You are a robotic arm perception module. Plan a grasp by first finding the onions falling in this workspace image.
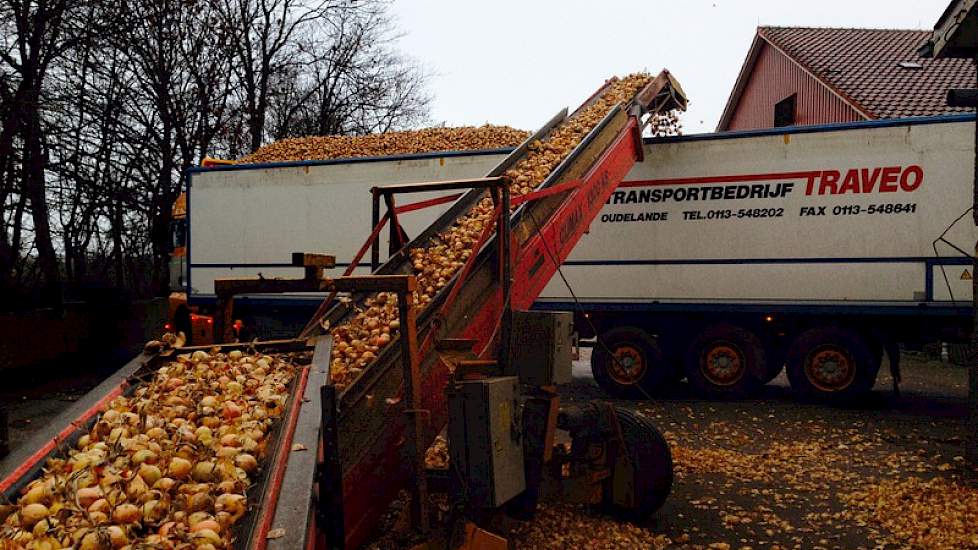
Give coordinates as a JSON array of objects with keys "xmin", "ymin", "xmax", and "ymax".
[{"xmin": 327, "ymin": 74, "xmax": 655, "ymax": 390}]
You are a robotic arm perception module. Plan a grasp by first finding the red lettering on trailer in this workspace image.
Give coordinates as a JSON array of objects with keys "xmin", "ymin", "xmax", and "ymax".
[
  {"xmin": 838, "ymin": 170, "xmax": 859, "ymax": 194},
  {"xmin": 804, "ymin": 173, "xmax": 817, "ymax": 195},
  {"xmin": 900, "ymin": 165, "xmax": 924, "ymax": 191},
  {"xmin": 879, "ymin": 166, "xmax": 900, "ymax": 192},
  {"xmin": 799, "ymin": 165, "xmax": 923, "ymax": 196},
  {"xmin": 860, "ymin": 168, "xmax": 881, "ymax": 192},
  {"xmin": 624, "ymin": 166, "xmax": 925, "ymax": 196},
  {"xmin": 818, "ymin": 170, "xmax": 840, "ymax": 195}
]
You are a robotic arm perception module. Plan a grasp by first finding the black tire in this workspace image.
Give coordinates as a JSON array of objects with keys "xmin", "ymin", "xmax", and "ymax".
[
  {"xmin": 684, "ymin": 324, "xmax": 764, "ymax": 397},
  {"xmin": 604, "ymin": 407, "xmax": 673, "ymax": 521},
  {"xmin": 785, "ymin": 327, "xmax": 880, "ymax": 401},
  {"xmin": 591, "ymin": 326, "xmax": 671, "ymax": 398}
]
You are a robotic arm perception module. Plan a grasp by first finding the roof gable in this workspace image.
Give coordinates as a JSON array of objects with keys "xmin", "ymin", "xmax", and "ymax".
[{"xmin": 718, "ymin": 27, "xmax": 975, "ymax": 130}]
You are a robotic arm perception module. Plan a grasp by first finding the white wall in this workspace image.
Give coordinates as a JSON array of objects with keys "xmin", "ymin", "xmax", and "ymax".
[{"xmin": 189, "ymin": 119, "xmax": 976, "ymax": 306}]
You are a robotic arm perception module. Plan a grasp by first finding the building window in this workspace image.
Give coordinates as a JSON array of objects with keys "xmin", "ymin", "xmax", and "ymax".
[{"xmin": 774, "ymin": 94, "xmax": 796, "ymax": 127}]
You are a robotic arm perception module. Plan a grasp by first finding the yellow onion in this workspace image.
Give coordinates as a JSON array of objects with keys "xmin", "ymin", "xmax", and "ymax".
[
  {"xmin": 191, "ymin": 462, "xmax": 217, "ymax": 482},
  {"xmin": 193, "ymin": 528, "xmax": 221, "ymax": 547},
  {"xmin": 166, "ymin": 457, "xmax": 192, "ymax": 479},
  {"xmin": 76, "ymin": 487, "xmax": 102, "ymax": 509},
  {"xmin": 20, "ymin": 504, "xmax": 48, "ymax": 527},
  {"xmin": 138, "ymin": 463, "xmax": 162, "ymax": 486},
  {"xmin": 112, "ymin": 503, "xmax": 140, "ymax": 524},
  {"xmin": 142, "ymin": 499, "xmax": 168, "ymax": 524},
  {"xmin": 214, "ymin": 493, "xmax": 246, "ymax": 521},
  {"xmin": 235, "ymin": 454, "xmax": 258, "ymax": 474}
]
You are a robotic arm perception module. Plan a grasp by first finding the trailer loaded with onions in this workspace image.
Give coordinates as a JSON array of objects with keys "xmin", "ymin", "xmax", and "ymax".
[{"xmin": 0, "ymin": 70, "xmax": 687, "ymax": 550}]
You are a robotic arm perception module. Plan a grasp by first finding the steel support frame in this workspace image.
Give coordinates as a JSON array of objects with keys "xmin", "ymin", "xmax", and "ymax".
[{"xmin": 369, "ymin": 177, "xmax": 506, "ymax": 272}]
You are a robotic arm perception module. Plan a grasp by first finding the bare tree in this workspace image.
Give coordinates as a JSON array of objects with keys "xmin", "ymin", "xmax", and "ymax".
[
  {"xmin": 0, "ymin": 0, "xmax": 101, "ymax": 306},
  {"xmin": 269, "ymin": 1, "xmax": 430, "ymax": 139},
  {"xmin": 215, "ymin": 0, "xmax": 345, "ymax": 153},
  {"xmin": 0, "ymin": 0, "xmax": 429, "ymax": 307},
  {"xmin": 115, "ymin": 0, "xmax": 237, "ymax": 293}
]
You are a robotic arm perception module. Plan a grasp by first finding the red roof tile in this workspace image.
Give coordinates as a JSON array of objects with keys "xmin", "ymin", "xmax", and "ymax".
[{"xmin": 758, "ymin": 27, "xmax": 975, "ymax": 119}]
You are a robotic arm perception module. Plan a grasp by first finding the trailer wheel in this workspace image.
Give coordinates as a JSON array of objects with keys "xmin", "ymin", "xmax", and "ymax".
[
  {"xmin": 684, "ymin": 324, "xmax": 763, "ymax": 397},
  {"xmin": 785, "ymin": 327, "xmax": 879, "ymax": 401},
  {"xmin": 591, "ymin": 327, "xmax": 669, "ymax": 398},
  {"xmin": 605, "ymin": 407, "xmax": 673, "ymax": 521}
]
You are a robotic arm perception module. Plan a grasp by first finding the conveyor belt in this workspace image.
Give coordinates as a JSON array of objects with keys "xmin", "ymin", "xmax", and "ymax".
[
  {"xmin": 0, "ymin": 71, "xmax": 686, "ymax": 550},
  {"xmin": 319, "ymin": 70, "xmax": 687, "ymax": 549}
]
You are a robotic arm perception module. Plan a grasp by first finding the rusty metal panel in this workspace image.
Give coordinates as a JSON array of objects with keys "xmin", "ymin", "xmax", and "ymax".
[{"xmin": 725, "ymin": 42, "xmax": 865, "ymax": 131}]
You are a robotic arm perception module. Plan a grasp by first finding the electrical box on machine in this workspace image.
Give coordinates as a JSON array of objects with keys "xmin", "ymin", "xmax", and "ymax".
[
  {"xmin": 510, "ymin": 310, "xmax": 574, "ymax": 386},
  {"xmin": 447, "ymin": 376, "xmax": 525, "ymax": 508}
]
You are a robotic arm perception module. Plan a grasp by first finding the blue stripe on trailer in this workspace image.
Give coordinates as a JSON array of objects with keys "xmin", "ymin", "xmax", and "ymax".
[
  {"xmin": 644, "ymin": 113, "xmax": 976, "ymax": 144},
  {"xmin": 531, "ymin": 300, "xmax": 972, "ymax": 317},
  {"xmin": 185, "ymin": 147, "xmax": 514, "ymax": 174},
  {"xmin": 192, "ymin": 256, "xmax": 973, "ymax": 269},
  {"xmin": 559, "ymin": 256, "xmax": 971, "ymax": 266}
]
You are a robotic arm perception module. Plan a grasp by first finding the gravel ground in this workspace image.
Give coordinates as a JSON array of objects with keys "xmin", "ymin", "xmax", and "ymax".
[{"xmin": 1, "ymin": 351, "xmax": 974, "ymax": 549}]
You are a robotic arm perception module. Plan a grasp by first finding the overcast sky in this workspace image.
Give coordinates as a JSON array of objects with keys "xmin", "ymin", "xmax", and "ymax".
[{"xmin": 390, "ymin": 0, "xmax": 951, "ymax": 134}]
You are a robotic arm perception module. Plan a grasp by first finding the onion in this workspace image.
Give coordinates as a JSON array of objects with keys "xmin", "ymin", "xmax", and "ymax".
[
  {"xmin": 235, "ymin": 453, "xmax": 258, "ymax": 473},
  {"xmin": 106, "ymin": 525, "xmax": 128, "ymax": 548},
  {"xmin": 88, "ymin": 511, "xmax": 108, "ymax": 525},
  {"xmin": 193, "ymin": 528, "xmax": 222, "ymax": 547},
  {"xmin": 201, "ymin": 416, "xmax": 221, "ymax": 429},
  {"xmin": 145, "ymin": 427, "xmax": 166, "ymax": 440},
  {"xmin": 126, "ymin": 473, "xmax": 149, "ymax": 500},
  {"xmin": 20, "ymin": 503, "xmax": 48, "ymax": 527},
  {"xmin": 132, "ymin": 449, "xmax": 157, "ymax": 465},
  {"xmin": 152, "ymin": 477, "xmax": 176, "ymax": 492},
  {"xmin": 22, "ymin": 481, "xmax": 51, "ymax": 505},
  {"xmin": 215, "ymin": 446, "xmax": 239, "ymax": 459},
  {"xmin": 192, "ymin": 461, "xmax": 217, "ymax": 482},
  {"xmin": 167, "ymin": 457, "xmax": 192, "ymax": 479},
  {"xmin": 78, "ymin": 531, "xmax": 101, "ymax": 550},
  {"xmin": 215, "ymin": 493, "xmax": 246, "ymax": 521},
  {"xmin": 188, "ymin": 492, "xmax": 215, "ymax": 514},
  {"xmin": 191, "ymin": 519, "xmax": 221, "ymax": 534},
  {"xmin": 112, "ymin": 503, "xmax": 140, "ymax": 524},
  {"xmin": 142, "ymin": 499, "xmax": 167, "ymax": 524},
  {"xmin": 88, "ymin": 498, "xmax": 109, "ymax": 514},
  {"xmin": 228, "ymin": 350, "xmax": 242, "ymax": 361},
  {"xmin": 76, "ymin": 486, "xmax": 102, "ymax": 508},
  {"xmin": 138, "ymin": 463, "xmax": 162, "ymax": 486},
  {"xmin": 222, "ymin": 402, "xmax": 242, "ymax": 420}
]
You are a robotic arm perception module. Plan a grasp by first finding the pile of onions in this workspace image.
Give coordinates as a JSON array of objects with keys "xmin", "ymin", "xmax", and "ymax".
[
  {"xmin": 0, "ymin": 349, "xmax": 298, "ymax": 549},
  {"xmin": 328, "ymin": 74, "xmax": 654, "ymax": 391}
]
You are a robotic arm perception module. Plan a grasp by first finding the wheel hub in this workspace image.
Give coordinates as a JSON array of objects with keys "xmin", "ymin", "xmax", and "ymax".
[
  {"xmin": 609, "ymin": 345, "xmax": 646, "ymax": 385},
  {"xmin": 805, "ymin": 346, "xmax": 856, "ymax": 391},
  {"xmin": 702, "ymin": 342, "xmax": 745, "ymax": 386}
]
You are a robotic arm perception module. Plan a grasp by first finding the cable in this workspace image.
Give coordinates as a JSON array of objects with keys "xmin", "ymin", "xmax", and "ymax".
[{"xmin": 931, "ymin": 206, "xmax": 974, "ymax": 304}]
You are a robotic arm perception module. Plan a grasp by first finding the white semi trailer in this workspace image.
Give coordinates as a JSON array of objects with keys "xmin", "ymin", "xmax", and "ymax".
[{"xmin": 180, "ymin": 115, "xmax": 976, "ymax": 400}]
